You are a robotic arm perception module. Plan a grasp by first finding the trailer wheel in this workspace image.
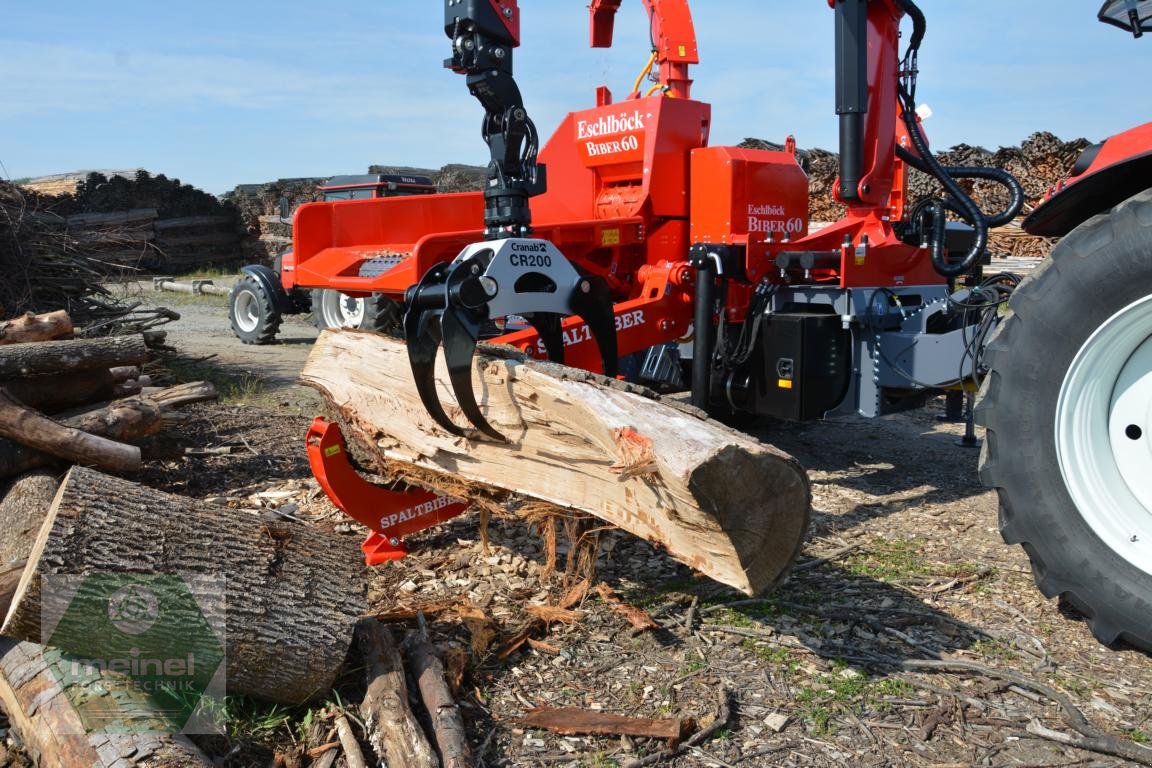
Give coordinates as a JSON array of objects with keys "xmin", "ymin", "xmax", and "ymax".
[
  {"xmin": 229, "ymin": 275, "xmax": 282, "ymax": 345},
  {"xmin": 311, "ymin": 289, "xmax": 401, "ymax": 336},
  {"xmin": 976, "ymin": 188, "xmax": 1152, "ymax": 652}
]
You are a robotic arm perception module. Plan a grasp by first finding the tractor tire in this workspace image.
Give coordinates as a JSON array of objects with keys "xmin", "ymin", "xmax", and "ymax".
[
  {"xmin": 229, "ymin": 275, "xmax": 282, "ymax": 345},
  {"xmin": 311, "ymin": 289, "xmax": 401, "ymax": 336},
  {"xmin": 976, "ymin": 188, "xmax": 1152, "ymax": 652}
]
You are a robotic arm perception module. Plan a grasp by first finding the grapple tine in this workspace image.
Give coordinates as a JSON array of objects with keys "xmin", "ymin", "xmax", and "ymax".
[
  {"xmin": 570, "ymin": 275, "xmax": 619, "ymax": 377},
  {"xmin": 441, "ymin": 306, "xmax": 505, "ymax": 441},
  {"xmin": 404, "ymin": 307, "xmax": 467, "ymax": 437},
  {"xmin": 404, "ymin": 264, "xmax": 469, "ymax": 437},
  {"xmin": 525, "ymin": 313, "xmax": 565, "ymax": 364}
]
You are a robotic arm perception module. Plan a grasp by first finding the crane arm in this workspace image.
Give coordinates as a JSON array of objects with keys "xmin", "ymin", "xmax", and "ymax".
[
  {"xmin": 589, "ymin": 0, "xmax": 699, "ymax": 98},
  {"xmin": 444, "ymin": 0, "xmax": 543, "ymax": 238}
]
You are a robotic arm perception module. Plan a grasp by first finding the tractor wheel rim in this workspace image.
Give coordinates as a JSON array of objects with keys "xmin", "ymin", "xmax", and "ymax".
[
  {"xmin": 322, "ymin": 291, "xmax": 366, "ymax": 328},
  {"xmin": 1056, "ymin": 293, "xmax": 1152, "ymax": 573},
  {"xmin": 234, "ymin": 290, "xmax": 260, "ymax": 333}
]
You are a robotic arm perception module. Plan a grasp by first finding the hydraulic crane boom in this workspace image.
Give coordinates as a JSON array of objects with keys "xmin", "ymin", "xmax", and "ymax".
[{"xmin": 589, "ymin": 0, "xmax": 699, "ymax": 98}]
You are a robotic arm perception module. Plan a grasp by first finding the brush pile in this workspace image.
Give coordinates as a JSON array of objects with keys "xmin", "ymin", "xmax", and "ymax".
[{"xmin": 741, "ymin": 131, "xmax": 1093, "ymax": 258}]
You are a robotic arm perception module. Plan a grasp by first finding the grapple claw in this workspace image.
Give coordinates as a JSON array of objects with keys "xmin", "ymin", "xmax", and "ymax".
[{"xmin": 404, "ymin": 237, "xmax": 621, "ymax": 440}]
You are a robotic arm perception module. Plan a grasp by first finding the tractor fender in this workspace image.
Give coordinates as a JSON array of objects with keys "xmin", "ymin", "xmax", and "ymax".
[
  {"xmin": 239, "ymin": 264, "xmax": 294, "ymax": 314},
  {"xmin": 1024, "ymin": 121, "xmax": 1152, "ymax": 237}
]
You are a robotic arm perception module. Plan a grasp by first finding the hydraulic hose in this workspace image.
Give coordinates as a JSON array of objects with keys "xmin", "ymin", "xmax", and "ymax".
[
  {"xmin": 896, "ymin": 145, "xmax": 1025, "ymax": 227},
  {"xmin": 891, "ymin": 0, "xmax": 994, "ymax": 278}
]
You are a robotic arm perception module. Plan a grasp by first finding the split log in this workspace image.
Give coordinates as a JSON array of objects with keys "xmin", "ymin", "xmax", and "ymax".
[
  {"xmin": 0, "ymin": 310, "xmax": 74, "ymax": 344},
  {"xmin": 405, "ymin": 629, "xmax": 473, "ymax": 768},
  {"xmin": 357, "ymin": 620, "xmax": 438, "ymax": 768},
  {"xmin": 0, "ymin": 563, "xmax": 22, "ymax": 618},
  {"xmin": 2, "ymin": 465, "xmax": 366, "ymax": 704},
  {"xmin": 0, "ymin": 334, "xmax": 149, "ymax": 379},
  {"xmin": 0, "ymin": 638, "xmax": 211, "ymax": 767},
  {"xmin": 0, "ymin": 389, "xmax": 140, "ymax": 472},
  {"xmin": 301, "ymin": 331, "xmax": 812, "ymax": 595},
  {"xmin": 520, "ymin": 707, "xmax": 696, "ymax": 741}
]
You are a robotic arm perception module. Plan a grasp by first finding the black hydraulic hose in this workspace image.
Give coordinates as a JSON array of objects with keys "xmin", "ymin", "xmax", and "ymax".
[
  {"xmin": 899, "ymin": 97, "xmax": 988, "ymax": 277},
  {"xmin": 894, "ymin": 0, "xmax": 926, "ymax": 52},
  {"xmin": 896, "ymin": 145, "xmax": 1025, "ymax": 227}
]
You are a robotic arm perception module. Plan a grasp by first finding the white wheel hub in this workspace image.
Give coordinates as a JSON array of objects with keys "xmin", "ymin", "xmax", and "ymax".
[
  {"xmin": 233, "ymin": 289, "xmax": 261, "ymax": 333},
  {"xmin": 1057, "ymin": 294, "xmax": 1152, "ymax": 573},
  {"xmin": 320, "ymin": 290, "xmax": 366, "ymax": 328}
]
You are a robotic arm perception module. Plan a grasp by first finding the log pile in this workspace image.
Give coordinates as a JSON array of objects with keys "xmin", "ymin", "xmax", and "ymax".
[
  {"xmin": 15, "ymin": 171, "xmax": 242, "ymax": 273},
  {"xmin": 227, "ymin": 178, "xmax": 324, "ymax": 262},
  {"xmin": 740, "ymin": 131, "xmax": 1093, "ymax": 258}
]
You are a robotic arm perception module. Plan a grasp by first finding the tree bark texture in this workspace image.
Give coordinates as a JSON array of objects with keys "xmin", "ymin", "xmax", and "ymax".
[
  {"xmin": 0, "ymin": 638, "xmax": 211, "ymax": 767},
  {"xmin": 1, "ymin": 368, "xmax": 119, "ymax": 413},
  {"xmin": 0, "ymin": 389, "xmax": 140, "ymax": 473},
  {"xmin": 405, "ymin": 630, "xmax": 472, "ymax": 768},
  {"xmin": 0, "ymin": 335, "xmax": 149, "ymax": 379},
  {"xmin": 2, "ymin": 466, "xmax": 367, "ymax": 704},
  {"xmin": 356, "ymin": 620, "xmax": 438, "ymax": 768},
  {"xmin": 0, "ymin": 396, "xmax": 167, "ymax": 479},
  {"xmin": 0, "ymin": 310, "xmax": 74, "ymax": 345},
  {"xmin": 301, "ymin": 330, "xmax": 812, "ymax": 595}
]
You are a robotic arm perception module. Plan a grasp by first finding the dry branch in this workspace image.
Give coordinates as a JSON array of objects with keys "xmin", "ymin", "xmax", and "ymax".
[
  {"xmin": 356, "ymin": 620, "xmax": 438, "ymax": 768},
  {"xmin": 520, "ymin": 707, "xmax": 696, "ymax": 741},
  {"xmin": 0, "ymin": 389, "xmax": 140, "ymax": 472},
  {"xmin": 405, "ymin": 628, "xmax": 473, "ymax": 768}
]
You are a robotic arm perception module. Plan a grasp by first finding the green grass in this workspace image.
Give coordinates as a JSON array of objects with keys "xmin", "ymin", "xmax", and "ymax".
[
  {"xmin": 845, "ymin": 537, "xmax": 933, "ymax": 582},
  {"xmin": 150, "ymin": 289, "xmax": 230, "ymax": 307},
  {"xmin": 154, "ymin": 354, "xmax": 268, "ymax": 405},
  {"xmin": 789, "ymin": 665, "xmax": 922, "ymax": 735},
  {"xmin": 1125, "ymin": 728, "xmax": 1150, "ymax": 744}
]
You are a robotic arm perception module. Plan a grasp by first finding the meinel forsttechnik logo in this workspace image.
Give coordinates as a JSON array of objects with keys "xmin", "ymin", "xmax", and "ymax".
[{"xmin": 39, "ymin": 572, "xmax": 226, "ymax": 734}]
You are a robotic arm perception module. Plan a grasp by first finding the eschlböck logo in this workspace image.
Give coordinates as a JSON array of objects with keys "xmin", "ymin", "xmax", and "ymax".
[{"xmin": 577, "ymin": 110, "xmax": 646, "ymax": 139}]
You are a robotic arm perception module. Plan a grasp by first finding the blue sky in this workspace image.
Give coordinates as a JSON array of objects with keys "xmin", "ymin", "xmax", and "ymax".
[{"xmin": 1, "ymin": 2, "xmax": 1145, "ymax": 195}]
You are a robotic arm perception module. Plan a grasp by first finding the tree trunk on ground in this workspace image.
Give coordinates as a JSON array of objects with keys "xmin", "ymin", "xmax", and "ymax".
[
  {"xmin": 357, "ymin": 620, "xmax": 438, "ymax": 768},
  {"xmin": 405, "ymin": 630, "xmax": 472, "ymax": 768},
  {"xmin": 0, "ymin": 311, "xmax": 74, "ymax": 345},
  {"xmin": 301, "ymin": 330, "xmax": 812, "ymax": 596},
  {"xmin": 0, "ymin": 396, "xmax": 171, "ymax": 479},
  {"xmin": 0, "ymin": 638, "xmax": 211, "ymax": 767},
  {"xmin": 2, "ymin": 465, "xmax": 367, "ymax": 704},
  {"xmin": 1, "ymin": 368, "xmax": 118, "ymax": 413},
  {"xmin": 0, "ymin": 470, "xmax": 61, "ymax": 614},
  {"xmin": 0, "ymin": 335, "xmax": 149, "ymax": 379},
  {"xmin": 0, "ymin": 389, "xmax": 140, "ymax": 473}
]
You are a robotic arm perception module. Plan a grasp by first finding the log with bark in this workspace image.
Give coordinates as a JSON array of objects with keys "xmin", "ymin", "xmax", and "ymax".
[
  {"xmin": 357, "ymin": 620, "xmax": 438, "ymax": 768},
  {"xmin": 2, "ymin": 465, "xmax": 367, "ymax": 704},
  {"xmin": 0, "ymin": 389, "xmax": 140, "ymax": 472},
  {"xmin": 0, "ymin": 384, "xmax": 214, "ymax": 479},
  {"xmin": 1, "ymin": 368, "xmax": 121, "ymax": 413},
  {"xmin": 301, "ymin": 330, "xmax": 812, "ymax": 595},
  {"xmin": 405, "ymin": 628, "xmax": 473, "ymax": 768},
  {"xmin": 0, "ymin": 638, "xmax": 211, "ymax": 767},
  {"xmin": 0, "ymin": 334, "xmax": 149, "ymax": 378},
  {"xmin": 0, "ymin": 310, "xmax": 74, "ymax": 344},
  {"xmin": 0, "ymin": 470, "xmax": 60, "ymax": 614}
]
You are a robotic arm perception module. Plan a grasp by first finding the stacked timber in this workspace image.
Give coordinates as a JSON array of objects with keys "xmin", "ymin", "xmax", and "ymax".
[
  {"xmin": 14, "ymin": 171, "xmax": 242, "ymax": 273},
  {"xmin": 739, "ymin": 131, "xmax": 1092, "ymax": 259}
]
